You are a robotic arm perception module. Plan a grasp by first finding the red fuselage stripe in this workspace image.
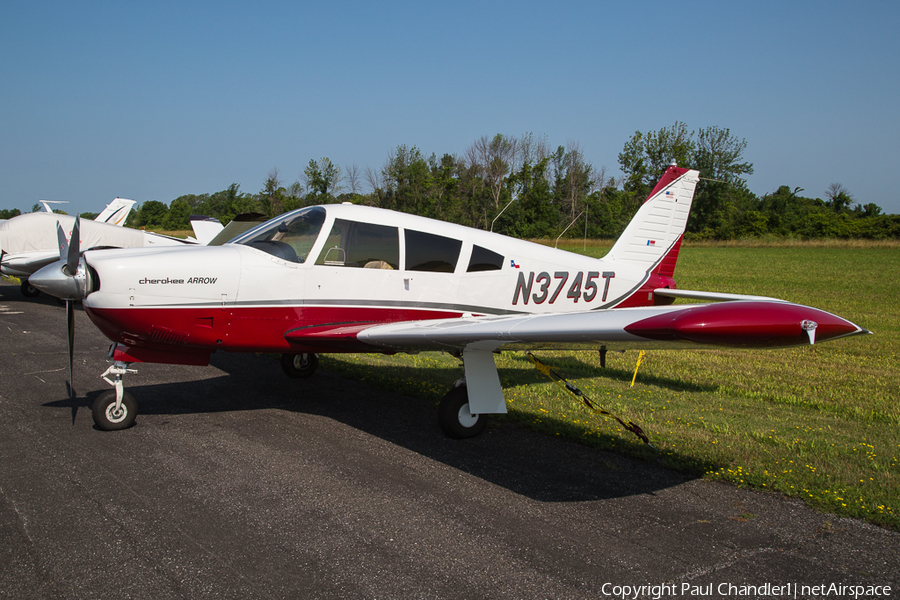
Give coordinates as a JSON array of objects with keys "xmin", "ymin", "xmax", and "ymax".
[{"xmin": 85, "ymin": 304, "xmax": 463, "ymax": 354}]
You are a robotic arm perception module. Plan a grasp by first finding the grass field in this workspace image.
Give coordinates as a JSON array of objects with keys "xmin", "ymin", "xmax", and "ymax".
[{"xmin": 319, "ymin": 241, "xmax": 900, "ymax": 529}]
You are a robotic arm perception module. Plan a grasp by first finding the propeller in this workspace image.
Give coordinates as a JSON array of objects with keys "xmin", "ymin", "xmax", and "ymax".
[{"xmin": 54, "ymin": 217, "xmax": 81, "ymax": 400}]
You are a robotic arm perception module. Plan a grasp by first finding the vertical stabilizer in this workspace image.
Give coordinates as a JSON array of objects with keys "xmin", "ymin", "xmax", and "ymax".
[
  {"xmin": 94, "ymin": 198, "xmax": 136, "ymax": 226},
  {"xmin": 604, "ymin": 166, "xmax": 699, "ymax": 273}
]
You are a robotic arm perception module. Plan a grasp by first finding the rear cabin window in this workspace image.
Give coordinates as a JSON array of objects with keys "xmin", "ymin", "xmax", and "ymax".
[
  {"xmin": 405, "ymin": 230, "xmax": 462, "ymax": 273},
  {"xmin": 467, "ymin": 245, "xmax": 505, "ymax": 272},
  {"xmin": 315, "ymin": 219, "xmax": 399, "ymax": 269}
]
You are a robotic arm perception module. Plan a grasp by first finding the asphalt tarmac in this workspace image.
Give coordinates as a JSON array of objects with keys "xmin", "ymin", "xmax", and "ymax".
[{"xmin": 1, "ymin": 280, "xmax": 897, "ymax": 599}]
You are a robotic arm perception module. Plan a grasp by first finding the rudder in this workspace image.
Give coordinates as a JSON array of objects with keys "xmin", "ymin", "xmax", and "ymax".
[
  {"xmin": 604, "ymin": 165, "xmax": 699, "ymax": 274},
  {"xmin": 94, "ymin": 198, "xmax": 136, "ymax": 226}
]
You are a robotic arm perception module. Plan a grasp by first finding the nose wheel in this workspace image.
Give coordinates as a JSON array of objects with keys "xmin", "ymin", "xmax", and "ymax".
[
  {"xmin": 95, "ymin": 358, "xmax": 139, "ymax": 431},
  {"xmin": 92, "ymin": 389, "xmax": 137, "ymax": 430}
]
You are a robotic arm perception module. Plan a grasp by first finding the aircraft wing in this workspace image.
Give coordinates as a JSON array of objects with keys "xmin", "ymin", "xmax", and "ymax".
[
  {"xmin": 0, "ymin": 251, "xmax": 61, "ymax": 277},
  {"xmin": 354, "ymin": 300, "xmax": 868, "ymax": 353}
]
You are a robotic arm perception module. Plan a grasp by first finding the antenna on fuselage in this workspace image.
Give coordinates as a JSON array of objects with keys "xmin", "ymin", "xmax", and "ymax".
[
  {"xmin": 38, "ymin": 200, "xmax": 69, "ymax": 213},
  {"xmin": 490, "ymin": 194, "xmax": 517, "ymax": 233},
  {"xmin": 554, "ymin": 211, "xmax": 584, "ymax": 249}
]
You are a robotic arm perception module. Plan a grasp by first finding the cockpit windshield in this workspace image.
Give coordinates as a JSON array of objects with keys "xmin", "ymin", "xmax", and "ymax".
[{"xmin": 232, "ymin": 207, "xmax": 326, "ymax": 263}]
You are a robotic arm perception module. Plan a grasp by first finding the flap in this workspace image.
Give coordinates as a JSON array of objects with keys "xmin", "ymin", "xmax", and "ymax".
[{"xmin": 284, "ymin": 322, "xmax": 385, "ymax": 352}]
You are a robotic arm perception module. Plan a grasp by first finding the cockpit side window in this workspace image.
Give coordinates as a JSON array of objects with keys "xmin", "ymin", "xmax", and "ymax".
[
  {"xmin": 467, "ymin": 245, "xmax": 505, "ymax": 272},
  {"xmin": 405, "ymin": 230, "xmax": 462, "ymax": 273},
  {"xmin": 235, "ymin": 207, "xmax": 325, "ymax": 263},
  {"xmin": 315, "ymin": 219, "xmax": 399, "ymax": 269}
]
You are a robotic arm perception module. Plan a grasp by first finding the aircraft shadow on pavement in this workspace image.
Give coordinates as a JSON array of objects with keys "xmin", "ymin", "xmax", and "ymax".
[
  {"xmin": 45, "ymin": 348, "xmax": 699, "ymax": 504},
  {"xmin": 12, "ymin": 281, "xmax": 701, "ymax": 503}
]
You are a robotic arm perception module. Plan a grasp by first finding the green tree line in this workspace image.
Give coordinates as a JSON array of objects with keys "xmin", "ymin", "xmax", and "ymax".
[{"xmin": 6, "ymin": 125, "xmax": 898, "ymax": 240}]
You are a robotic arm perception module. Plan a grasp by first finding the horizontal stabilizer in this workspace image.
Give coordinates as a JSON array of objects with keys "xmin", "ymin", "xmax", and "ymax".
[{"xmin": 653, "ymin": 288, "xmax": 787, "ymax": 303}]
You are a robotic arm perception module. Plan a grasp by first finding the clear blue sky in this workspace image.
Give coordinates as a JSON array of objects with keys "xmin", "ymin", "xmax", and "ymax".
[{"xmin": 3, "ymin": 1, "xmax": 898, "ymax": 216}]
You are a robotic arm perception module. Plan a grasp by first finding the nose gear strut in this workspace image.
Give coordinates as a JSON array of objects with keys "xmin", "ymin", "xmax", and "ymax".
[{"xmin": 94, "ymin": 345, "xmax": 138, "ymax": 430}]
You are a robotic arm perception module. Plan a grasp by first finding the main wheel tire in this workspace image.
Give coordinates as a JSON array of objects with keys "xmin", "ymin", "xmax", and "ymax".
[
  {"xmin": 281, "ymin": 353, "xmax": 319, "ymax": 378},
  {"xmin": 438, "ymin": 385, "xmax": 486, "ymax": 439},
  {"xmin": 20, "ymin": 280, "xmax": 40, "ymax": 298},
  {"xmin": 92, "ymin": 389, "xmax": 137, "ymax": 431}
]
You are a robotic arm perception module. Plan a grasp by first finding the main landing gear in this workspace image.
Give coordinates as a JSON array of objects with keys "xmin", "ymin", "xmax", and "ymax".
[
  {"xmin": 279, "ymin": 351, "xmax": 492, "ymax": 439},
  {"xmin": 436, "ymin": 349, "xmax": 506, "ymax": 439},
  {"xmin": 280, "ymin": 353, "xmax": 319, "ymax": 378},
  {"xmin": 20, "ymin": 278, "xmax": 40, "ymax": 298},
  {"xmin": 438, "ymin": 382, "xmax": 486, "ymax": 439}
]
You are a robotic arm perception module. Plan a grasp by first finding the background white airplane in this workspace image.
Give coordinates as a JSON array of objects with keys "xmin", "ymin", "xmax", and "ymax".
[
  {"xmin": 35, "ymin": 197, "xmax": 136, "ymax": 224},
  {"xmin": 1, "ymin": 198, "xmax": 198, "ymax": 297},
  {"xmin": 2, "ymin": 197, "xmax": 135, "ymax": 223},
  {"xmin": 30, "ymin": 166, "xmax": 869, "ymax": 435}
]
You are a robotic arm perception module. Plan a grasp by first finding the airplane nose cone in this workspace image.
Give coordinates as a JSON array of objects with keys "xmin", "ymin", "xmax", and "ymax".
[{"xmin": 29, "ymin": 258, "xmax": 91, "ymax": 300}]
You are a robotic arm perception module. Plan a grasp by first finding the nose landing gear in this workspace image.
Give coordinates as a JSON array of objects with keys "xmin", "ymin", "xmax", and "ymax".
[
  {"xmin": 95, "ymin": 358, "xmax": 138, "ymax": 431},
  {"xmin": 92, "ymin": 388, "xmax": 137, "ymax": 430}
]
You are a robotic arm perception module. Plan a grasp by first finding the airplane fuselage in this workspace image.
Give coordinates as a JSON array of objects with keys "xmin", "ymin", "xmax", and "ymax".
[{"xmin": 81, "ymin": 204, "xmax": 675, "ymax": 362}]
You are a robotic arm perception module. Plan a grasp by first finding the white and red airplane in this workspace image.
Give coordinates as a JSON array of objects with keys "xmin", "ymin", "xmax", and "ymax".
[{"xmin": 30, "ymin": 165, "xmax": 869, "ymax": 436}]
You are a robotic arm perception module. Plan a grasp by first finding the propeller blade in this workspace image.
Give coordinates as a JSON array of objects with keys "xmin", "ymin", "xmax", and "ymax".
[
  {"xmin": 66, "ymin": 217, "xmax": 81, "ymax": 276},
  {"xmin": 66, "ymin": 299, "xmax": 76, "ymax": 400},
  {"xmin": 56, "ymin": 221, "xmax": 69, "ymax": 261}
]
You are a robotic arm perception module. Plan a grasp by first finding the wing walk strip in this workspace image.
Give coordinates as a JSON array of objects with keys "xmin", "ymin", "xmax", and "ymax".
[{"xmin": 527, "ymin": 353, "xmax": 652, "ymax": 446}]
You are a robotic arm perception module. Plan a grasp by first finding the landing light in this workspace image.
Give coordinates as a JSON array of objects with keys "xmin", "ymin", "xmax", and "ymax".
[{"xmin": 801, "ymin": 319, "xmax": 818, "ymax": 344}]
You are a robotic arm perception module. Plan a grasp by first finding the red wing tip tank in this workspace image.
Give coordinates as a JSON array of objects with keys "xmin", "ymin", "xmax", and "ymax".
[{"xmin": 624, "ymin": 301, "xmax": 869, "ymax": 348}]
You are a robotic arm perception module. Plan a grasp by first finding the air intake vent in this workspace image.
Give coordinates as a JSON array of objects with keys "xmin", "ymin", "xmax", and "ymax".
[{"xmin": 150, "ymin": 325, "xmax": 188, "ymax": 345}]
